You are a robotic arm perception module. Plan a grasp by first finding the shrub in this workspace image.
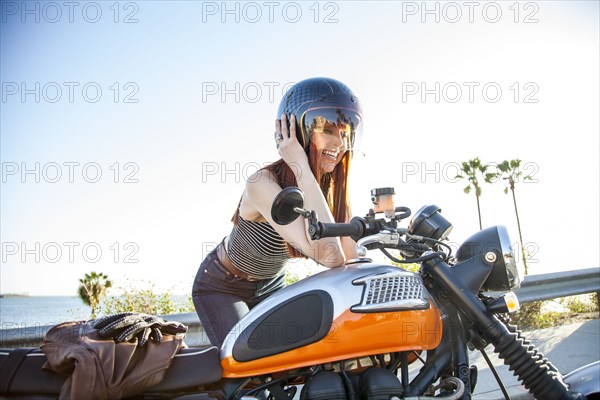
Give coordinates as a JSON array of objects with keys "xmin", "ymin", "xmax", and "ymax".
[
  {"xmin": 509, "ymin": 301, "xmax": 563, "ymax": 329},
  {"xmin": 559, "ymin": 293, "xmax": 599, "ymax": 314},
  {"xmin": 284, "ymin": 259, "xmax": 326, "ymax": 286},
  {"xmin": 101, "ymin": 279, "xmax": 194, "ymax": 316},
  {"xmin": 510, "ymin": 294, "xmax": 599, "ymax": 329}
]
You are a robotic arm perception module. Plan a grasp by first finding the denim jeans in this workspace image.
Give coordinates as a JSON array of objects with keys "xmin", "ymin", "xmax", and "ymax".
[{"xmin": 192, "ymin": 247, "xmax": 286, "ymax": 348}]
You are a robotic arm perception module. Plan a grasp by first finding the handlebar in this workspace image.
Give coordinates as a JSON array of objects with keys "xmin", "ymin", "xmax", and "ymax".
[
  {"xmin": 309, "ymin": 217, "xmax": 366, "ymax": 241},
  {"xmin": 305, "ymin": 211, "xmax": 447, "ymax": 263}
]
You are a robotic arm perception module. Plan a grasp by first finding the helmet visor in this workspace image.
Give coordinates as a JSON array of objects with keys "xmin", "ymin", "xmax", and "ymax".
[{"xmin": 300, "ymin": 107, "xmax": 363, "ymax": 153}]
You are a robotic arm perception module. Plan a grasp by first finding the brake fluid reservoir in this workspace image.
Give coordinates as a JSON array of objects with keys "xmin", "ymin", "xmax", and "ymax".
[{"xmin": 371, "ymin": 187, "xmax": 396, "ymax": 219}]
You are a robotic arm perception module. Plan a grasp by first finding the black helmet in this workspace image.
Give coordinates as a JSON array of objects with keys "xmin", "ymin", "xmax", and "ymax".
[{"xmin": 277, "ymin": 77, "xmax": 363, "ymax": 153}]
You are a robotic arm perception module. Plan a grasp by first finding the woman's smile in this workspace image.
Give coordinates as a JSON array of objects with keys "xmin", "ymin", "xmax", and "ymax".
[{"xmin": 323, "ymin": 149, "xmax": 340, "ymax": 160}]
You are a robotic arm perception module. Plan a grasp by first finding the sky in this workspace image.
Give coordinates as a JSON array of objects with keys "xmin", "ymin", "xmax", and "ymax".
[{"xmin": 1, "ymin": 1, "xmax": 599, "ymax": 296}]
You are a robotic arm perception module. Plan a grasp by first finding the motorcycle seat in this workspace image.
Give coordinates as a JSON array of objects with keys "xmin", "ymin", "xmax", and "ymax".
[
  {"xmin": 0, "ymin": 348, "xmax": 64, "ymax": 396},
  {"xmin": 0, "ymin": 346, "xmax": 223, "ymax": 397},
  {"xmin": 147, "ymin": 346, "xmax": 223, "ymax": 392}
]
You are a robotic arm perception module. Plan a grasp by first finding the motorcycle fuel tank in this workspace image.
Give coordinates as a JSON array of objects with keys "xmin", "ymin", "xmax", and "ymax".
[{"xmin": 220, "ymin": 262, "xmax": 442, "ymax": 377}]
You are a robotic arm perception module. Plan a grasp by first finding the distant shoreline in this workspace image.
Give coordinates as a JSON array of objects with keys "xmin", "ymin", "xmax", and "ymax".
[{"xmin": 0, "ymin": 294, "xmax": 31, "ymax": 298}]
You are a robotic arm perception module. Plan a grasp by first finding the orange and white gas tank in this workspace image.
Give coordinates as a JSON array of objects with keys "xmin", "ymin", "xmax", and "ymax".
[{"xmin": 220, "ymin": 262, "xmax": 442, "ymax": 378}]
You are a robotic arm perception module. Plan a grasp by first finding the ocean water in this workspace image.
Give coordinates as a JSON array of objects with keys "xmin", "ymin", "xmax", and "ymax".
[{"xmin": 0, "ymin": 296, "xmax": 92, "ymax": 330}]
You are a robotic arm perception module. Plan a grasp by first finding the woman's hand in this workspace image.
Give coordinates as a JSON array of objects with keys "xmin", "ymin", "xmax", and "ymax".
[{"xmin": 275, "ymin": 114, "xmax": 309, "ymax": 172}]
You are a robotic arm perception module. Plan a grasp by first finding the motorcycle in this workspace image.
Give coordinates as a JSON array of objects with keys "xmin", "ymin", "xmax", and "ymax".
[{"xmin": 1, "ymin": 186, "xmax": 598, "ymax": 400}]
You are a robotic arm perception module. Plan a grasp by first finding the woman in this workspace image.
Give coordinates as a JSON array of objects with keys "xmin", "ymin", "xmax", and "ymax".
[{"xmin": 192, "ymin": 77, "xmax": 363, "ymax": 348}]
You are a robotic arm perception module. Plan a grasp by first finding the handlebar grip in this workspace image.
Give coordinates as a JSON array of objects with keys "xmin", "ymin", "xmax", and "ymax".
[{"xmin": 312, "ymin": 217, "xmax": 365, "ymax": 241}]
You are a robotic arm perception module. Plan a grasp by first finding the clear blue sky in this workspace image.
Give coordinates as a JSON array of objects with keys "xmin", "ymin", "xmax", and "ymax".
[{"xmin": 1, "ymin": 1, "xmax": 598, "ymax": 295}]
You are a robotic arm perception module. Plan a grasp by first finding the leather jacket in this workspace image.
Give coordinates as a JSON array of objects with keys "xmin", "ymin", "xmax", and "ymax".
[{"xmin": 41, "ymin": 320, "xmax": 185, "ymax": 400}]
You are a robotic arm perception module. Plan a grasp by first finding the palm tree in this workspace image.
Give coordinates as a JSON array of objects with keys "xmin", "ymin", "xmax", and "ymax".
[
  {"xmin": 456, "ymin": 158, "xmax": 497, "ymax": 230},
  {"xmin": 78, "ymin": 271, "xmax": 112, "ymax": 318},
  {"xmin": 497, "ymin": 159, "xmax": 533, "ymax": 275}
]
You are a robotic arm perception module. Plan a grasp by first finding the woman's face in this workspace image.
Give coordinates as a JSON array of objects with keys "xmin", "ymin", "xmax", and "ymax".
[{"xmin": 310, "ymin": 120, "xmax": 350, "ymax": 173}]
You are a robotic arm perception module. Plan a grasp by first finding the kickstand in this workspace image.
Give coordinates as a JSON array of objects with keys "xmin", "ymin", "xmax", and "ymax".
[{"xmin": 481, "ymin": 348, "xmax": 510, "ymax": 400}]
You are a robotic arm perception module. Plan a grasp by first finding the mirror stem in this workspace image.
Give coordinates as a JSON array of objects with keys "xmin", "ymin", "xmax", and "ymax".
[{"xmin": 293, "ymin": 207, "xmax": 312, "ymax": 218}]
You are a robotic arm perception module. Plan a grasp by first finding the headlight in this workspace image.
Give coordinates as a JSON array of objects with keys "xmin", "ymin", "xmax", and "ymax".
[{"xmin": 455, "ymin": 226, "xmax": 521, "ymax": 292}]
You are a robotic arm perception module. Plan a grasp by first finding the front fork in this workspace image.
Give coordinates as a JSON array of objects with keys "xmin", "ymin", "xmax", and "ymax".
[{"xmin": 418, "ymin": 256, "xmax": 582, "ymax": 400}]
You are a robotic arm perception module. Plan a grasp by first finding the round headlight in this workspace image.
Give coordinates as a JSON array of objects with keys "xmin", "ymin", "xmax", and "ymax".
[{"xmin": 456, "ymin": 226, "xmax": 521, "ymax": 291}]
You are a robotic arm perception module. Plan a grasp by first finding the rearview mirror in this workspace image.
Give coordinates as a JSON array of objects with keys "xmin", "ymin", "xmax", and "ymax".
[{"xmin": 271, "ymin": 187, "xmax": 305, "ymax": 225}]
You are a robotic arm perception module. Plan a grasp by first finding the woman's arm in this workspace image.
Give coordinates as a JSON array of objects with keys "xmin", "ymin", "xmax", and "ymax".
[
  {"xmin": 244, "ymin": 171, "xmax": 346, "ymax": 267},
  {"xmin": 341, "ymin": 236, "xmax": 357, "ymax": 260},
  {"xmin": 243, "ymin": 114, "xmax": 347, "ymax": 267}
]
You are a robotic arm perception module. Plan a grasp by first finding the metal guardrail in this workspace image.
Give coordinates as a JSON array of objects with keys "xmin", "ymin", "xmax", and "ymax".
[
  {"xmin": 1, "ymin": 268, "xmax": 599, "ymax": 348},
  {"xmin": 508, "ymin": 267, "xmax": 600, "ymax": 304}
]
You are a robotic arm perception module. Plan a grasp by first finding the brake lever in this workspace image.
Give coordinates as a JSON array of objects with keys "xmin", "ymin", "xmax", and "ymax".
[{"xmin": 357, "ymin": 231, "xmax": 400, "ymax": 249}]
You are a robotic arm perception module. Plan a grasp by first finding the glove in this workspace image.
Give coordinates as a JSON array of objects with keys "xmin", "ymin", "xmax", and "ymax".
[
  {"xmin": 91, "ymin": 313, "xmax": 188, "ymax": 347},
  {"xmin": 91, "ymin": 312, "xmax": 137, "ymax": 331},
  {"xmin": 92, "ymin": 313, "xmax": 188, "ymax": 346}
]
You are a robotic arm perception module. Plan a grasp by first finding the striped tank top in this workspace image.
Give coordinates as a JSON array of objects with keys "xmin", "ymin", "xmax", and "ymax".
[{"xmin": 226, "ymin": 215, "xmax": 290, "ymax": 279}]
